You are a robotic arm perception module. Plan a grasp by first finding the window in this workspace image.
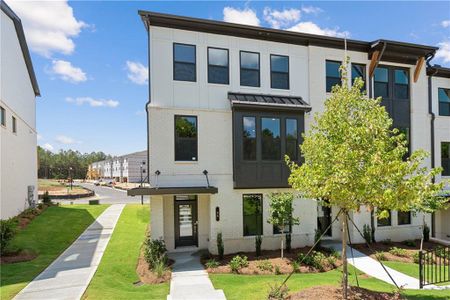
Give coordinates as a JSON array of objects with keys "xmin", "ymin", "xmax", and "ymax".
[
  {"xmin": 273, "ymin": 208, "xmax": 293, "ymax": 234},
  {"xmin": 442, "ymin": 142, "xmax": 450, "ymax": 176},
  {"xmin": 261, "ymin": 117, "xmax": 281, "ymax": 160},
  {"xmin": 243, "ymin": 194, "xmax": 263, "ymax": 236},
  {"xmin": 175, "ymin": 115, "xmax": 197, "ymax": 161},
  {"xmin": 12, "ymin": 116, "xmax": 16, "ymax": 133},
  {"xmin": 374, "ymin": 67, "xmax": 389, "ymax": 98},
  {"xmin": 438, "ymin": 88, "xmax": 450, "ymax": 116},
  {"xmin": 398, "ymin": 127, "xmax": 410, "ymax": 159},
  {"xmin": 173, "ymin": 43, "xmax": 196, "ymax": 82},
  {"xmin": 377, "ymin": 210, "xmax": 392, "ymax": 227},
  {"xmin": 326, "ymin": 60, "xmax": 341, "ymax": 92},
  {"xmin": 351, "ymin": 63, "xmax": 366, "ymax": 91},
  {"xmin": 208, "ymin": 47, "xmax": 229, "ymax": 84},
  {"xmin": 240, "ymin": 51, "xmax": 260, "ymax": 87},
  {"xmin": 243, "ymin": 116, "xmax": 256, "ymax": 160},
  {"xmin": 286, "ymin": 119, "xmax": 298, "ymax": 160},
  {"xmin": 271, "ymin": 54, "xmax": 289, "ymax": 89},
  {"xmin": 398, "ymin": 211, "xmax": 411, "ymax": 225},
  {"xmin": 0, "ymin": 106, "xmax": 5, "ymax": 126},
  {"xmin": 394, "ymin": 69, "xmax": 409, "ymax": 99}
]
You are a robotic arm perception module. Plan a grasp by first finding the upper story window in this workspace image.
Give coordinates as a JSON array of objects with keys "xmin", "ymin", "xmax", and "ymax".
[
  {"xmin": 0, "ymin": 106, "xmax": 5, "ymax": 127},
  {"xmin": 438, "ymin": 88, "xmax": 450, "ymax": 116},
  {"xmin": 374, "ymin": 67, "xmax": 389, "ymax": 98},
  {"xmin": 374, "ymin": 67, "xmax": 410, "ymax": 100},
  {"xmin": 442, "ymin": 142, "xmax": 450, "ymax": 176},
  {"xmin": 12, "ymin": 116, "xmax": 17, "ymax": 133},
  {"xmin": 394, "ymin": 69, "xmax": 409, "ymax": 99},
  {"xmin": 351, "ymin": 63, "xmax": 366, "ymax": 91},
  {"xmin": 240, "ymin": 51, "xmax": 260, "ymax": 87},
  {"xmin": 326, "ymin": 60, "xmax": 341, "ymax": 92},
  {"xmin": 208, "ymin": 47, "xmax": 229, "ymax": 84},
  {"xmin": 243, "ymin": 194, "xmax": 263, "ymax": 236},
  {"xmin": 175, "ymin": 115, "xmax": 197, "ymax": 161},
  {"xmin": 173, "ymin": 43, "xmax": 196, "ymax": 82},
  {"xmin": 261, "ymin": 117, "xmax": 281, "ymax": 160},
  {"xmin": 243, "ymin": 116, "xmax": 256, "ymax": 160},
  {"xmin": 286, "ymin": 119, "xmax": 298, "ymax": 160},
  {"xmin": 270, "ymin": 55, "xmax": 289, "ymax": 89}
]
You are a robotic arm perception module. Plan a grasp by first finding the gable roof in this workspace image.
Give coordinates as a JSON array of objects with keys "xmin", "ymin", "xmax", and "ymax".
[
  {"xmin": 138, "ymin": 10, "xmax": 437, "ymax": 65},
  {"xmin": 1, "ymin": 1, "xmax": 40, "ymax": 96}
]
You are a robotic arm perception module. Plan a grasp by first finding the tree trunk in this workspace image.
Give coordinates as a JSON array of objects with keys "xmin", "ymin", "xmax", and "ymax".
[
  {"xmin": 281, "ymin": 226, "xmax": 284, "ymax": 259},
  {"xmin": 370, "ymin": 209, "xmax": 376, "ymax": 243},
  {"xmin": 342, "ymin": 212, "xmax": 348, "ymax": 300}
]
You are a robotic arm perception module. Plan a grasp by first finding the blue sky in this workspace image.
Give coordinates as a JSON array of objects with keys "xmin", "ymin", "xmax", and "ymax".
[{"xmin": 6, "ymin": 1, "xmax": 450, "ymax": 156}]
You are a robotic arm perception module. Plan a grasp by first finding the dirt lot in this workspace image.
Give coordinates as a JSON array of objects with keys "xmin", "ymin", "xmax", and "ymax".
[{"xmin": 38, "ymin": 179, "xmax": 90, "ymax": 196}]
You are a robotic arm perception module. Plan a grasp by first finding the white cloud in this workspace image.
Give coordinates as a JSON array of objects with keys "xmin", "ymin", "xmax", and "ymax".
[
  {"xmin": 223, "ymin": 7, "xmax": 260, "ymax": 26},
  {"xmin": 301, "ymin": 5, "xmax": 323, "ymax": 15},
  {"xmin": 42, "ymin": 143, "xmax": 54, "ymax": 151},
  {"xmin": 126, "ymin": 61, "xmax": 148, "ymax": 85},
  {"xmin": 436, "ymin": 41, "xmax": 450, "ymax": 63},
  {"xmin": 66, "ymin": 97, "xmax": 119, "ymax": 108},
  {"xmin": 55, "ymin": 135, "xmax": 78, "ymax": 145},
  {"xmin": 263, "ymin": 8, "xmax": 300, "ymax": 29},
  {"xmin": 288, "ymin": 21, "xmax": 349, "ymax": 38},
  {"xmin": 441, "ymin": 20, "xmax": 450, "ymax": 28},
  {"xmin": 6, "ymin": 0, "xmax": 88, "ymax": 57},
  {"xmin": 51, "ymin": 60, "xmax": 87, "ymax": 83}
]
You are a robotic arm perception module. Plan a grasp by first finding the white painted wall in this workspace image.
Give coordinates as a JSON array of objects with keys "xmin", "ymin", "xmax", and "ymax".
[{"xmin": 0, "ymin": 10, "xmax": 37, "ymax": 219}]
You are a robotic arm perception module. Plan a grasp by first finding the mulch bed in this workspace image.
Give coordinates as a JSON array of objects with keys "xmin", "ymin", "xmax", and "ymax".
[
  {"xmin": 0, "ymin": 250, "xmax": 38, "ymax": 264},
  {"xmin": 203, "ymin": 247, "xmax": 342, "ymax": 275},
  {"xmin": 287, "ymin": 285, "xmax": 404, "ymax": 300},
  {"xmin": 136, "ymin": 253, "xmax": 172, "ymax": 284}
]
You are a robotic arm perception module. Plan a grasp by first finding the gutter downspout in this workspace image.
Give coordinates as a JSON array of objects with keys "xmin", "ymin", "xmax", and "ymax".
[{"xmin": 145, "ymin": 21, "xmax": 151, "ymax": 187}]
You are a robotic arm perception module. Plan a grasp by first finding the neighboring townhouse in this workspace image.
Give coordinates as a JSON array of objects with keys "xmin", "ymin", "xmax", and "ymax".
[
  {"xmin": 130, "ymin": 11, "xmax": 450, "ymax": 253},
  {"xmin": 0, "ymin": 2, "xmax": 40, "ymax": 219},
  {"xmin": 427, "ymin": 65, "xmax": 450, "ymax": 241}
]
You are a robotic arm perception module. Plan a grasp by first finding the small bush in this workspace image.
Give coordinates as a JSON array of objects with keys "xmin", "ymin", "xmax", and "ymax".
[
  {"xmin": 217, "ymin": 232, "xmax": 224, "ymax": 260},
  {"xmin": 363, "ymin": 224, "xmax": 372, "ymax": 245},
  {"xmin": 375, "ymin": 251, "xmax": 386, "ymax": 261},
  {"xmin": 389, "ymin": 247, "xmax": 408, "ymax": 257},
  {"xmin": 327, "ymin": 255, "xmax": 337, "ymax": 267},
  {"xmin": 412, "ymin": 251, "xmax": 420, "ymax": 264},
  {"xmin": 268, "ymin": 283, "xmax": 289, "ymax": 300},
  {"xmin": 423, "ymin": 224, "xmax": 430, "ymax": 242},
  {"xmin": 403, "ymin": 240, "xmax": 416, "ymax": 247},
  {"xmin": 435, "ymin": 246, "xmax": 450, "ymax": 259},
  {"xmin": 205, "ymin": 258, "xmax": 220, "ymax": 269},
  {"xmin": 274, "ymin": 265, "xmax": 282, "ymax": 275},
  {"xmin": 144, "ymin": 238, "xmax": 168, "ymax": 269},
  {"xmin": 229, "ymin": 255, "xmax": 248, "ymax": 273},
  {"xmin": 298, "ymin": 251, "xmax": 326, "ymax": 271},
  {"xmin": 0, "ymin": 218, "xmax": 17, "ymax": 254},
  {"xmin": 257, "ymin": 259, "xmax": 273, "ymax": 272},
  {"xmin": 292, "ymin": 260, "xmax": 300, "ymax": 273},
  {"xmin": 255, "ymin": 235, "xmax": 262, "ymax": 257},
  {"xmin": 381, "ymin": 239, "xmax": 392, "ymax": 245},
  {"xmin": 42, "ymin": 191, "xmax": 51, "ymax": 204},
  {"xmin": 153, "ymin": 260, "xmax": 167, "ymax": 278},
  {"xmin": 286, "ymin": 233, "xmax": 291, "ymax": 253},
  {"xmin": 314, "ymin": 229, "xmax": 322, "ymax": 248}
]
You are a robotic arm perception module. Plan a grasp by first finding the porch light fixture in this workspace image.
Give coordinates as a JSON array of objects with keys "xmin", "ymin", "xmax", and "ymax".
[
  {"xmin": 154, "ymin": 170, "xmax": 160, "ymax": 188},
  {"xmin": 203, "ymin": 170, "xmax": 210, "ymax": 187}
]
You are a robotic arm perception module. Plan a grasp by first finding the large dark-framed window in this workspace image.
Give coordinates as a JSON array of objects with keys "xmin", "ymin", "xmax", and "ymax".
[
  {"xmin": 438, "ymin": 88, "xmax": 450, "ymax": 116},
  {"xmin": 270, "ymin": 54, "xmax": 289, "ymax": 89},
  {"xmin": 374, "ymin": 67, "xmax": 389, "ymax": 98},
  {"xmin": 240, "ymin": 51, "xmax": 260, "ymax": 87},
  {"xmin": 12, "ymin": 116, "xmax": 16, "ymax": 133},
  {"xmin": 394, "ymin": 69, "xmax": 409, "ymax": 99},
  {"xmin": 326, "ymin": 60, "xmax": 342, "ymax": 92},
  {"xmin": 173, "ymin": 43, "xmax": 196, "ymax": 82},
  {"xmin": 442, "ymin": 142, "xmax": 450, "ymax": 176},
  {"xmin": 208, "ymin": 47, "xmax": 229, "ymax": 84},
  {"xmin": 398, "ymin": 211, "xmax": 411, "ymax": 225},
  {"xmin": 374, "ymin": 66, "xmax": 410, "ymax": 100},
  {"xmin": 261, "ymin": 117, "xmax": 281, "ymax": 160},
  {"xmin": 0, "ymin": 106, "xmax": 5, "ymax": 127},
  {"xmin": 351, "ymin": 63, "xmax": 366, "ymax": 91},
  {"xmin": 285, "ymin": 118, "xmax": 298, "ymax": 160},
  {"xmin": 243, "ymin": 194, "xmax": 263, "ymax": 236},
  {"xmin": 174, "ymin": 115, "xmax": 198, "ymax": 161},
  {"xmin": 377, "ymin": 210, "xmax": 392, "ymax": 227},
  {"xmin": 243, "ymin": 116, "xmax": 256, "ymax": 160}
]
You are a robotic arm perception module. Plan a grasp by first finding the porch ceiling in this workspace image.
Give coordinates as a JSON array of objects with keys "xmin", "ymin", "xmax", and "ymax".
[{"xmin": 127, "ymin": 186, "xmax": 218, "ymax": 196}]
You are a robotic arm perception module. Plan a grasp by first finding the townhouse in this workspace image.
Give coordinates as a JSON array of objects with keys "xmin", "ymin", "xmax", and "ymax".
[
  {"xmin": 129, "ymin": 11, "xmax": 450, "ymax": 253},
  {"xmin": 0, "ymin": 2, "xmax": 40, "ymax": 219}
]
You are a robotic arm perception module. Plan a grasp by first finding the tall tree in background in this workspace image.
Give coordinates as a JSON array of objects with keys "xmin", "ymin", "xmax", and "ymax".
[{"xmin": 287, "ymin": 60, "xmax": 446, "ymax": 299}]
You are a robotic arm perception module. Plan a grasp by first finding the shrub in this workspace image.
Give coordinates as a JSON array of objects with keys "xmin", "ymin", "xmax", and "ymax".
[
  {"xmin": 381, "ymin": 239, "xmax": 392, "ymax": 245},
  {"xmin": 403, "ymin": 240, "xmax": 416, "ymax": 247},
  {"xmin": 153, "ymin": 260, "xmax": 166, "ymax": 278},
  {"xmin": 205, "ymin": 258, "xmax": 220, "ymax": 269},
  {"xmin": 42, "ymin": 191, "xmax": 51, "ymax": 204},
  {"xmin": 274, "ymin": 265, "xmax": 282, "ymax": 275},
  {"xmin": 291, "ymin": 260, "xmax": 300, "ymax": 273},
  {"xmin": 217, "ymin": 232, "xmax": 224, "ymax": 260},
  {"xmin": 255, "ymin": 235, "xmax": 262, "ymax": 257},
  {"xmin": 412, "ymin": 251, "xmax": 420, "ymax": 264},
  {"xmin": 257, "ymin": 259, "xmax": 273, "ymax": 272},
  {"xmin": 423, "ymin": 224, "xmax": 430, "ymax": 242},
  {"xmin": 286, "ymin": 233, "xmax": 291, "ymax": 253},
  {"xmin": 363, "ymin": 224, "xmax": 372, "ymax": 245},
  {"xmin": 268, "ymin": 283, "xmax": 289, "ymax": 300},
  {"xmin": 0, "ymin": 218, "xmax": 17, "ymax": 254},
  {"xmin": 375, "ymin": 251, "xmax": 386, "ymax": 261},
  {"xmin": 229, "ymin": 255, "xmax": 248, "ymax": 273},
  {"xmin": 144, "ymin": 238, "xmax": 168, "ymax": 269},
  {"xmin": 298, "ymin": 251, "xmax": 326, "ymax": 271},
  {"xmin": 389, "ymin": 247, "xmax": 408, "ymax": 257},
  {"xmin": 327, "ymin": 255, "xmax": 337, "ymax": 267},
  {"xmin": 314, "ymin": 229, "xmax": 322, "ymax": 248},
  {"xmin": 435, "ymin": 246, "xmax": 450, "ymax": 259}
]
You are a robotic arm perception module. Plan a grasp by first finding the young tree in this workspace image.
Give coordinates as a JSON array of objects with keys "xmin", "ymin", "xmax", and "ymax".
[
  {"xmin": 267, "ymin": 192, "xmax": 300, "ymax": 259},
  {"xmin": 287, "ymin": 60, "xmax": 446, "ymax": 299}
]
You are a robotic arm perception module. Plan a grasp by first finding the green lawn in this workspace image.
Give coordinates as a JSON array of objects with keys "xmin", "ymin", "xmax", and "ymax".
[
  {"xmin": 383, "ymin": 261, "xmax": 449, "ymax": 286},
  {"xmin": 83, "ymin": 205, "xmax": 169, "ymax": 300},
  {"xmin": 1, "ymin": 205, "xmax": 108, "ymax": 300}
]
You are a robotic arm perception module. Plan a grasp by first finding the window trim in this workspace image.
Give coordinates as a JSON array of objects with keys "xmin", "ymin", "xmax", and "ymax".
[
  {"xmin": 207, "ymin": 47, "xmax": 229, "ymax": 85},
  {"xmin": 397, "ymin": 211, "xmax": 412, "ymax": 225},
  {"xmin": 438, "ymin": 88, "xmax": 450, "ymax": 117},
  {"xmin": 173, "ymin": 43, "xmax": 197, "ymax": 82},
  {"xmin": 326, "ymin": 60, "xmax": 342, "ymax": 93},
  {"xmin": 174, "ymin": 115, "xmax": 198, "ymax": 162},
  {"xmin": 270, "ymin": 54, "xmax": 290, "ymax": 90},
  {"xmin": 240, "ymin": 50, "xmax": 260, "ymax": 87},
  {"xmin": 12, "ymin": 116, "xmax": 17, "ymax": 134},
  {"xmin": 243, "ymin": 194, "xmax": 263, "ymax": 237}
]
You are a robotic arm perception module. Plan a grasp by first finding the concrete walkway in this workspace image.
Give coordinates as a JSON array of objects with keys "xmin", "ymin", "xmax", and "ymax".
[
  {"xmin": 167, "ymin": 251, "xmax": 226, "ymax": 300},
  {"xmin": 324, "ymin": 242, "xmax": 450, "ymax": 290},
  {"xmin": 14, "ymin": 204, "xmax": 125, "ymax": 300}
]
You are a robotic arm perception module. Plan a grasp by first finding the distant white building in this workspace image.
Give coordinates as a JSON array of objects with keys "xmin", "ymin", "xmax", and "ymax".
[{"xmin": 0, "ymin": 2, "xmax": 40, "ymax": 219}]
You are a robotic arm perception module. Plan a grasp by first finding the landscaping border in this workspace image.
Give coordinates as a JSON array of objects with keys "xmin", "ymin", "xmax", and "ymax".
[{"xmin": 38, "ymin": 186, "xmax": 95, "ymax": 199}]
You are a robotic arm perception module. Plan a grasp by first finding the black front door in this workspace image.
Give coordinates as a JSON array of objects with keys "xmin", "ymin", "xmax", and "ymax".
[
  {"xmin": 317, "ymin": 204, "xmax": 332, "ymax": 237},
  {"xmin": 174, "ymin": 196, "xmax": 198, "ymax": 248}
]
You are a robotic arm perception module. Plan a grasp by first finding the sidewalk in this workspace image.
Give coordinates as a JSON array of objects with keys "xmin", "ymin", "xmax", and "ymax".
[
  {"xmin": 13, "ymin": 204, "xmax": 125, "ymax": 300},
  {"xmin": 167, "ymin": 251, "xmax": 226, "ymax": 300}
]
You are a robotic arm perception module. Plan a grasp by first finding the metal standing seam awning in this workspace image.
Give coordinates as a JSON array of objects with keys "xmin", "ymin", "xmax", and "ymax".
[
  {"xmin": 127, "ymin": 186, "xmax": 218, "ymax": 196},
  {"xmin": 228, "ymin": 92, "xmax": 311, "ymax": 112}
]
